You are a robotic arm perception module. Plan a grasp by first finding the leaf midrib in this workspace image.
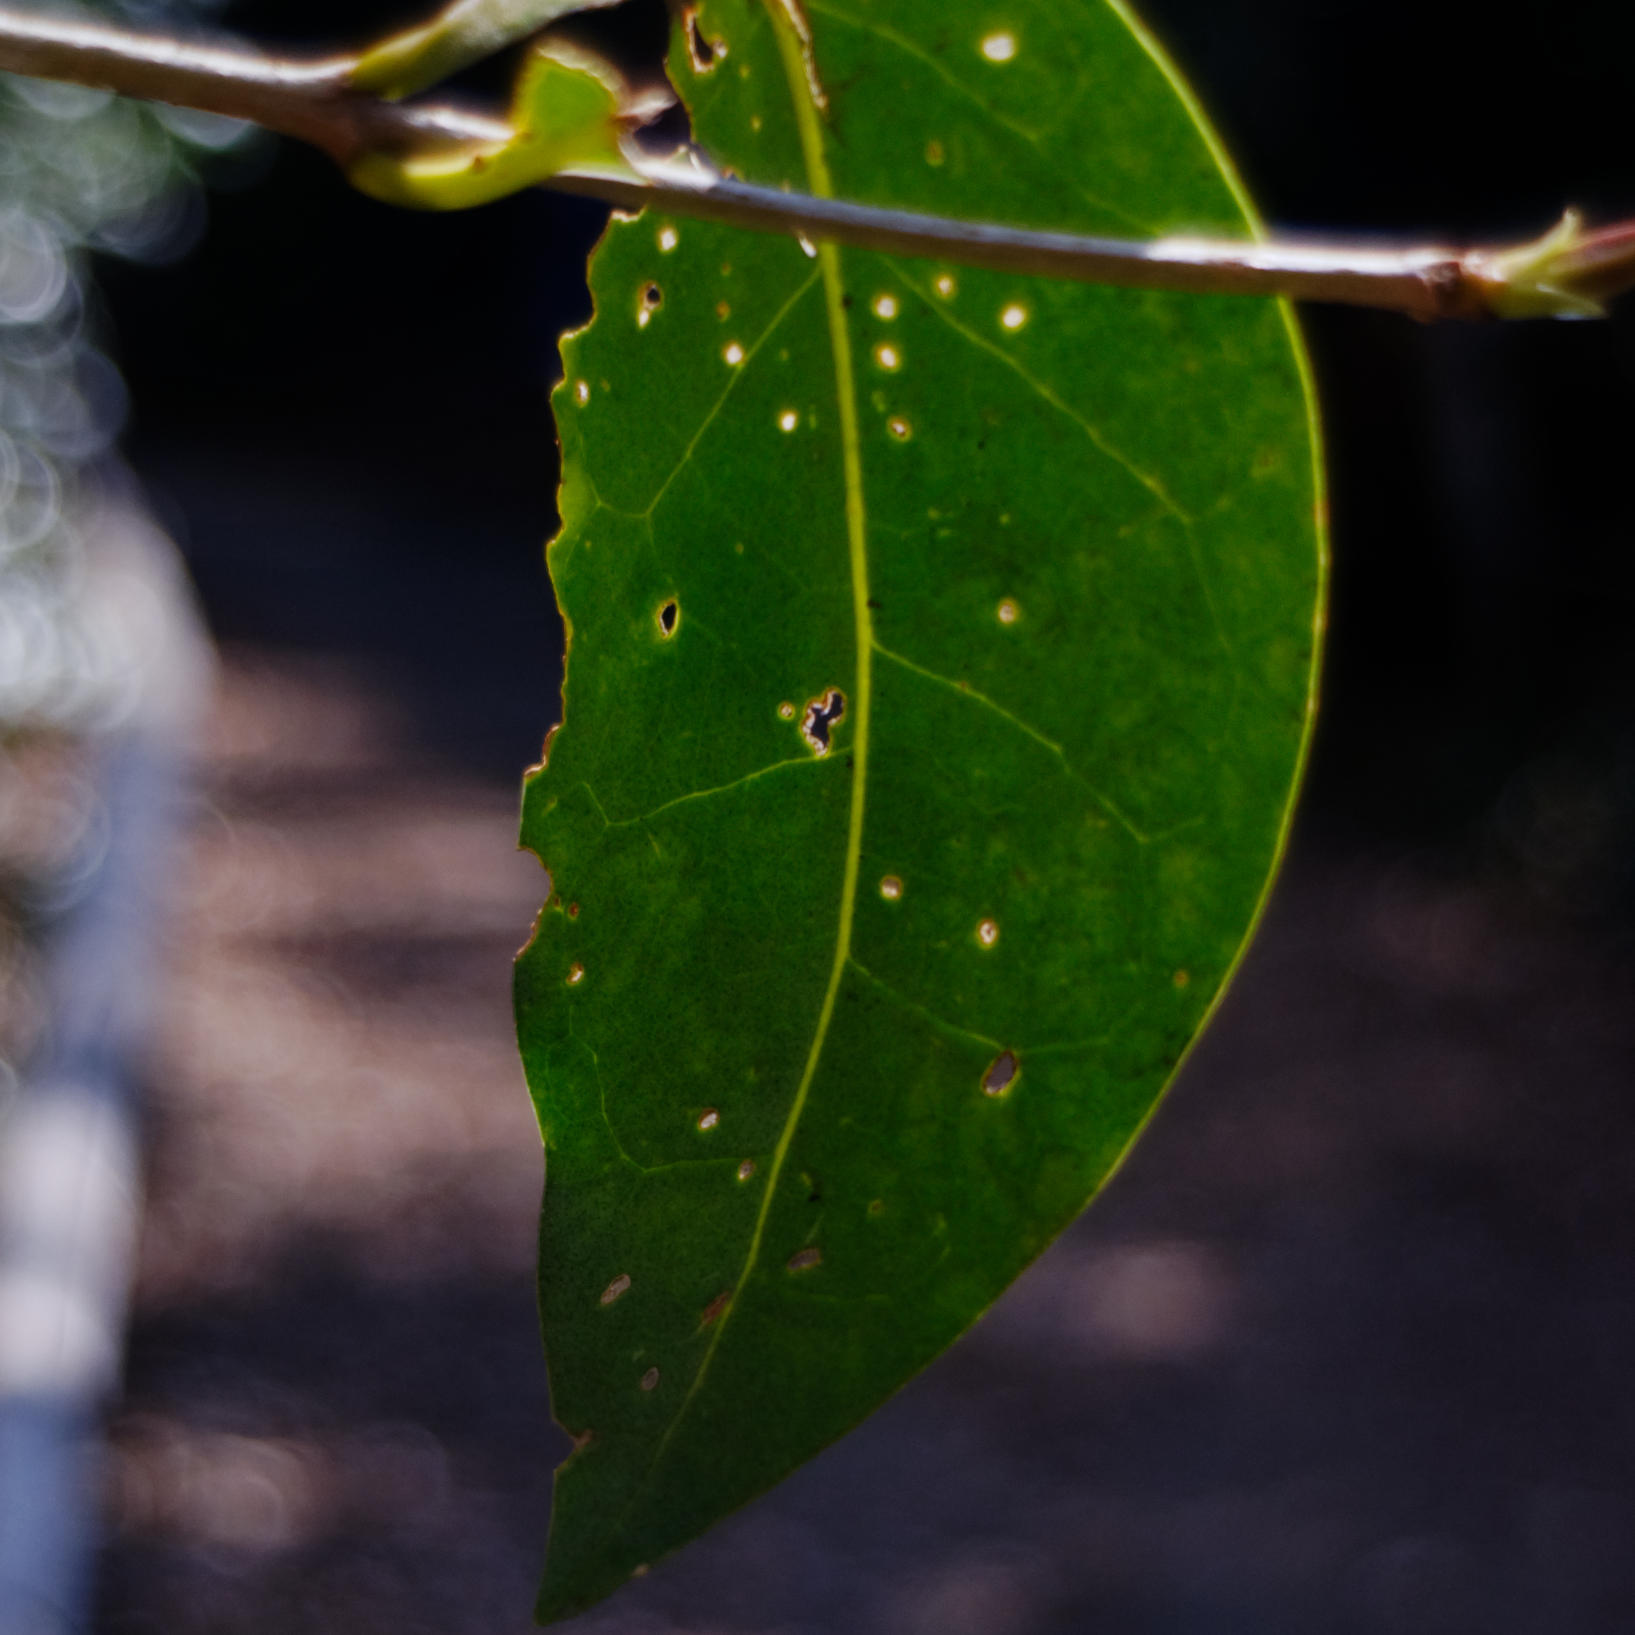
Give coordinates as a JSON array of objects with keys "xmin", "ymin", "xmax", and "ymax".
[{"xmin": 618, "ymin": 0, "xmax": 873, "ymax": 1524}]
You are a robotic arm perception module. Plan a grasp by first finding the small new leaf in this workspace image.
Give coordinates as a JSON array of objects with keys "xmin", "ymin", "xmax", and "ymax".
[
  {"xmin": 1470, "ymin": 209, "xmax": 1635, "ymax": 320},
  {"xmin": 348, "ymin": 38, "xmax": 640, "ymax": 211},
  {"xmin": 351, "ymin": 0, "xmax": 626, "ymax": 100}
]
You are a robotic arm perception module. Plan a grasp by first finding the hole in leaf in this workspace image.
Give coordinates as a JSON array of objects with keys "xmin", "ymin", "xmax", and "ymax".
[
  {"xmin": 787, "ymin": 1247, "xmax": 823, "ymax": 1272},
  {"xmin": 874, "ymin": 343, "xmax": 901, "ymax": 371},
  {"xmin": 981, "ymin": 31, "xmax": 1018, "ymax": 61},
  {"xmin": 686, "ymin": 9, "xmax": 717, "ymax": 69},
  {"xmin": 643, "ymin": 282, "xmax": 663, "ymax": 309},
  {"xmin": 778, "ymin": 409, "xmax": 799, "ymax": 432},
  {"xmin": 998, "ymin": 598, "xmax": 1020, "ymax": 624},
  {"xmin": 872, "ymin": 293, "xmax": 899, "ymax": 320},
  {"xmin": 657, "ymin": 224, "xmax": 679, "ymax": 253},
  {"xmin": 880, "ymin": 875, "xmax": 903, "ymax": 900},
  {"xmin": 1000, "ymin": 303, "xmax": 1029, "ymax": 331},
  {"xmin": 778, "ymin": 701, "xmax": 796, "ymax": 720},
  {"xmin": 640, "ymin": 1366, "xmax": 660, "ymax": 1391},
  {"xmin": 573, "ymin": 379, "xmax": 590, "ymax": 404},
  {"xmin": 983, "ymin": 1050, "xmax": 1019, "ymax": 1096},
  {"xmin": 801, "ymin": 688, "xmax": 846, "ymax": 756},
  {"xmin": 567, "ymin": 962, "xmax": 586, "ymax": 985},
  {"xmin": 737, "ymin": 1159, "xmax": 757, "ymax": 1182},
  {"xmin": 700, "ymin": 1290, "xmax": 731, "ymax": 1326},
  {"xmin": 797, "ymin": 232, "xmax": 818, "ymax": 258},
  {"xmin": 887, "ymin": 417, "xmax": 911, "ymax": 441},
  {"xmin": 600, "ymin": 1274, "xmax": 631, "ymax": 1306},
  {"xmin": 658, "ymin": 599, "xmax": 679, "ymax": 636},
  {"xmin": 723, "ymin": 341, "xmax": 745, "ymax": 365},
  {"xmin": 698, "ymin": 1108, "xmax": 719, "ymax": 1131},
  {"xmin": 977, "ymin": 918, "xmax": 999, "ymax": 948},
  {"xmin": 934, "ymin": 273, "xmax": 957, "ymax": 299}
]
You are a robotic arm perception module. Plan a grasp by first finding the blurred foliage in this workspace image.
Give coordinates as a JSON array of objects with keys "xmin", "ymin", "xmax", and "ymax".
[
  {"xmin": 0, "ymin": 0, "xmax": 254, "ymax": 734},
  {"xmin": 0, "ymin": 0, "xmax": 257, "ymax": 1108}
]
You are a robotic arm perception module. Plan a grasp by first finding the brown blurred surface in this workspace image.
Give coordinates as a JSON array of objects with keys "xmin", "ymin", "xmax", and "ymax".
[{"xmin": 95, "ymin": 642, "xmax": 1635, "ymax": 1634}]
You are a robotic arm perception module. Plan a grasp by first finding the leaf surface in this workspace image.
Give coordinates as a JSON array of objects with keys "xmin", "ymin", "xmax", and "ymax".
[{"xmin": 517, "ymin": 0, "xmax": 1324, "ymax": 1618}]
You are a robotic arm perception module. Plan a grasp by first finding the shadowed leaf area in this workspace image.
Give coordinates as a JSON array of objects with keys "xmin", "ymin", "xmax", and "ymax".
[{"xmin": 515, "ymin": 0, "xmax": 1322, "ymax": 1616}]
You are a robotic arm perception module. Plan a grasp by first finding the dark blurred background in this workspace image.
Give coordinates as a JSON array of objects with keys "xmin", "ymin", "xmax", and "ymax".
[{"xmin": 73, "ymin": 0, "xmax": 1635, "ymax": 1629}]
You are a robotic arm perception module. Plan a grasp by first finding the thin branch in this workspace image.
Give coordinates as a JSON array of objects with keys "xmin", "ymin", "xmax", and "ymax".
[{"xmin": 0, "ymin": 3, "xmax": 1626, "ymax": 320}]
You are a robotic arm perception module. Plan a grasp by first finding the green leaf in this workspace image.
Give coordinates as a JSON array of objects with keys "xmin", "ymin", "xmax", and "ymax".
[
  {"xmin": 516, "ymin": 0, "xmax": 1324, "ymax": 1618},
  {"xmin": 351, "ymin": 0, "xmax": 626, "ymax": 100},
  {"xmin": 348, "ymin": 39, "xmax": 638, "ymax": 211}
]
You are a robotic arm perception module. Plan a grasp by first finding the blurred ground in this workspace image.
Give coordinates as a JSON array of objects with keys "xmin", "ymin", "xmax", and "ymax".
[{"xmin": 93, "ymin": 638, "xmax": 1635, "ymax": 1633}]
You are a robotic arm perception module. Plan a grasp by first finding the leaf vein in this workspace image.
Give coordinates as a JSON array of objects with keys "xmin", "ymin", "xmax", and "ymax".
[
  {"xmin": 846, "ymin": 956, "xmax": 1004, "ymax": 1051},
  {"xmin": 890, "ymin": 260, "xmax": 1191, "ymax": 523},
  {"xmin": 806, "ymin": 0, "xmax": 1156, "ymax": 236},
  {"xmin": 871, "ymin": 640, "xmax": 1148, "ymax": 842},
  {"xmin": 636, "ymin": 266, "xmax": 822, "ymax": 520},
  {"xmin": 596, "ymin": 757, "xmax": 823, "ymax": 828}
]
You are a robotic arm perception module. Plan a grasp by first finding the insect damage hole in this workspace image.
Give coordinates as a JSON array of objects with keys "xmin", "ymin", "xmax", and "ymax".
[
  {"xmin": 685, "ymin": 7, "xmax": 718, "ymax": 70},
  {"xmin": 800, "ymin": 688, "xmax": 846, "ymax": 756},
  {"xmin": 637, "ymin": 282, "xmax": 663, "ymax": 328},
  {"xmin": 600, "ymin": 1273, "xmax": 631, "ymax": 1306},
  {"xmin": 737, "ymin": 1159, "xmax": 757, "ymax": 1182},
  {"xmin": 976, "ymin": 918, "xmax": 1000, "ymax": 948},
  {"xmin": 657, "ymin": 598, "xmax": 679, "ymax": 636},
  {"xmin": 879, "ymin": 875, "xmax": 903, "ymax": 900},
  {"xmin": 787, "ymin": 1247, "xmax": 823, "ymax": 1272},
  {"xmin": 982, "ymin": 1050, "xmax": 1019, "ymax": 1097},
  {"xmin": 697, "ymin": 1108, "xmax": 719, "ymax": 1131}
]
